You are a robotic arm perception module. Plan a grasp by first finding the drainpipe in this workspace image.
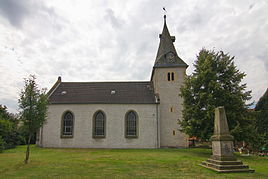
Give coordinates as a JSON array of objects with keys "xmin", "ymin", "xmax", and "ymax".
[
  {"xmin": 40, "ymin": 126, "xmax": 43, "ymax": 147},
  {"xmin": 156, "ymin": 98, "xmax": 160, "ymax": 148}
]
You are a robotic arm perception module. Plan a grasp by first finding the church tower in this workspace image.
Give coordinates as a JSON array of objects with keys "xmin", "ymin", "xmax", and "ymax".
[{"xmin": 151, "ymin": 16, "xmax": 189, "ymax": 147}]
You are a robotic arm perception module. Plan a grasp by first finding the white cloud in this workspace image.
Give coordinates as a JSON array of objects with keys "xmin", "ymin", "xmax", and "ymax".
[{"xmin": 0, "ymin": 0, "xmax": 267, "ymax": 113}]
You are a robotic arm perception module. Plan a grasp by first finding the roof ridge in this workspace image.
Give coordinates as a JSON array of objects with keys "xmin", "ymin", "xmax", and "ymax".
[{"xmin": 61, "ymin": 81, "xmax": 151, "ymax": 84}]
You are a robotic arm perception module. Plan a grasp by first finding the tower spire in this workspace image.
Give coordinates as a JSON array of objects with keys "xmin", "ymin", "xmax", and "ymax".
[{"xmin": 153, "ymin": 16, "xmax": 188, "ymax": 68}]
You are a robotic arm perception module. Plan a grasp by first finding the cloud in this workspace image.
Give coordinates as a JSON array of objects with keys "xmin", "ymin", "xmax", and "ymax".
[
  {"xmin": 174, "ymin": 0, "xmax": 268, "ymax": 105},
  {"xmin": 0, "ymin": 0, "xmax": 267, "ymax": 113},
  {"xmin": 0, "ymin": 0, "xmax": 59, "ymax": 29},
  {"xmin": 0, "ymin": 0, "xmax": 30, "ymax": 27},
  {"xmin": 104, "ymin": 8, "xmax": 124, "ymax": 29}
]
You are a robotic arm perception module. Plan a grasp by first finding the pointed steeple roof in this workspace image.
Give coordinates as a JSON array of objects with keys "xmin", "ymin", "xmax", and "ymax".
[{"xmin": 154, "ymin": 15, "xmax": 188, "ymax": 68}]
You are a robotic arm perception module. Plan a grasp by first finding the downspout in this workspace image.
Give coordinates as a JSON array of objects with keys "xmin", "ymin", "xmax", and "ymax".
[
  {"xmin": 40, "ymin": 126, "xmax": 43, "ymax": 147},
  {"xmin": 156, "ymin": 95, "xmax": 160, "ymax": 148},
  {"xmin": 156, "ymin": 103, "xmax": 160, "ymax": 148}
]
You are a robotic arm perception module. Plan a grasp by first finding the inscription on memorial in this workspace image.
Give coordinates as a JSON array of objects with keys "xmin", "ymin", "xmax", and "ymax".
[{"xmin": 222, "ymin": 144, "xmax": 230, "ymax": 155}]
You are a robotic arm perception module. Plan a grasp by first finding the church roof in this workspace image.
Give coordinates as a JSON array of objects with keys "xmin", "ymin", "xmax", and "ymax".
[
  {"xmin": 48, "ymin": 81, "xmax": 157, "ymax": 104},
  {"xmin": 154, "ymin": 16, "xmax": 188, "ymax": 68}
]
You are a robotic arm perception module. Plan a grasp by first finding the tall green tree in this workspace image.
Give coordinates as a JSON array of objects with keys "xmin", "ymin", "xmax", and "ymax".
[
  {"xmin": 254, "ymin": 88, "xmax": 268, "ymax": 149},
  {"xmin": 18, "ymin": 75, "xmax": 48, "ymax": 164},
  {"xmin": 180, "ymin": 49, "xmax": 251, "ymax": 141}
]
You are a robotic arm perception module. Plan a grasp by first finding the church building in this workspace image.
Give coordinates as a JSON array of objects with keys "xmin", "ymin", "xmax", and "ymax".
[{"xmin": 37, "ymin": 16, "xmax": 189, "ymax": 148}]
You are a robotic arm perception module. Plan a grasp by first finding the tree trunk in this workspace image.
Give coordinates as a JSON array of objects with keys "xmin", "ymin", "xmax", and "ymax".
[{"xmin": 24, "ymin": 133, "xmax": 32, "ymax": 164}]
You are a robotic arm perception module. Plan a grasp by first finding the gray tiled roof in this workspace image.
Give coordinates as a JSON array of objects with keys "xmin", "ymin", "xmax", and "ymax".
[{"xmin": 49, "ymin": 81, "xmax": 156, "ymax": 104}]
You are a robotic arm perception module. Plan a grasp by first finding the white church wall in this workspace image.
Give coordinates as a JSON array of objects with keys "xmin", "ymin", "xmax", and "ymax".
[{"xmin": 41, "ymin": 104, "xmax": 158, "ymax": 148}]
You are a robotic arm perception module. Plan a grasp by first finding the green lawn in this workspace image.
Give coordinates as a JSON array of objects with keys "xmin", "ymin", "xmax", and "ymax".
[{"xmin": 0, "ymin": 146, "xmax": 267, "ymax": 179}]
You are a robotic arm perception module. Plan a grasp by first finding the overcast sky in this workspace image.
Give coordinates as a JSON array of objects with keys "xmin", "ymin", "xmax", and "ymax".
[{"xmin": 0, "ymin": 0, "xmax": 267, "ymax": 113}]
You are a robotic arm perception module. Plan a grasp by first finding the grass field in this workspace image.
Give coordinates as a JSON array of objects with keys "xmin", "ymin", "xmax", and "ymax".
[{"xmin": 0, "ymin": 146, "xmax": 267, "ymax": 179}]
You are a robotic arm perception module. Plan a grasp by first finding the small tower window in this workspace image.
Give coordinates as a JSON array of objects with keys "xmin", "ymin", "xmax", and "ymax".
[
  {"xmin": 167, "ymin": 73, "xmax": 171, "ymax": 81},
  {"xmin": 173, "ymin": 130, "xmax": 176, "ymax": 136},
  {"xmin": 167, "ymin": 72, "xmax": 175, "ymax": 81},
  {"xmin": 171, "ymin": 72, "xmax": 175, "ymax": 81},
  {"xmin": 170, "ymin": 107, "xmax": 173, "ymax": 112}
]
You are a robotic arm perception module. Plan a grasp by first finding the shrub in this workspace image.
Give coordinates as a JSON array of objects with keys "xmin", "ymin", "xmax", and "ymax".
[{"xmin": 0, "ymin": 136, "xmax": 5, "ymax": 153}]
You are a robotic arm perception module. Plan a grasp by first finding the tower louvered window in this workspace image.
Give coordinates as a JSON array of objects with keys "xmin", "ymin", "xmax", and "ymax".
[
  {"xmin": 167, "ymin": 72, "xmax": 175, "ymax": 81},
  {"xmin": 167, "ymin": 72, "xmax": 171, "ymax": 81},
  {"xmin": 171, "ymin": 72, "xmax": 175, "ymax": 81}
]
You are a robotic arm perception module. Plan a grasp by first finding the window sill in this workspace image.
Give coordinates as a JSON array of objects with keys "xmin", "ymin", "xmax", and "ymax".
[
  {"xmin": 61, "ymin": 135, "xmax": 73, "ymax": 138},
  {"xmin": 93, "ymin": 135, "xmax": 105, "ymax": 139},
  {"xmin": 125, "ymin": 136, "xmax": 138, "ymax": 138}
]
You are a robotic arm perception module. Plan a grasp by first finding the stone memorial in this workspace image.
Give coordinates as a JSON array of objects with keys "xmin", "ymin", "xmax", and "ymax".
[{"xmin": 201, "ymin": 106, "xmax": 254, "ymax": 173}]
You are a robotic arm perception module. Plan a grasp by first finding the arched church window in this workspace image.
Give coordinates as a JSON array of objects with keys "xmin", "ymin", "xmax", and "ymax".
[
  {"xmin": 93, "ymin": 111, "xmax": 105, "ymax": 138},
  {"xmin": 125, "ymin": 111, "xmax": 138, "ymax": 138},
  {"xmin": 61, "ymin": 111, "xmax": 74, "ymax": 137}
]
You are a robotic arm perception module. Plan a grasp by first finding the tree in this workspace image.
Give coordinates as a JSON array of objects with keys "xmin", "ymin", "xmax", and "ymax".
[
  {"xmin": 254, "ymin": 88, "xmax": 268, "ymax": 149},
  {"xmin": 18, "ymin": 75, "xmax": 48, "ymax": 164},
  {"xmin": 180, "ymin": 49, "xmax": 251, "ymax": 141},
  {"xmin": 0, "ymin": 105, "xmax": 20, "ymax": 149}
]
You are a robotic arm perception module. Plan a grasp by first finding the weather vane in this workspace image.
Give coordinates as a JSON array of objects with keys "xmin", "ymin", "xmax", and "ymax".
[{"xmin": 163, "ymin": 7, "xmax": 167, "ymax": 18}]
